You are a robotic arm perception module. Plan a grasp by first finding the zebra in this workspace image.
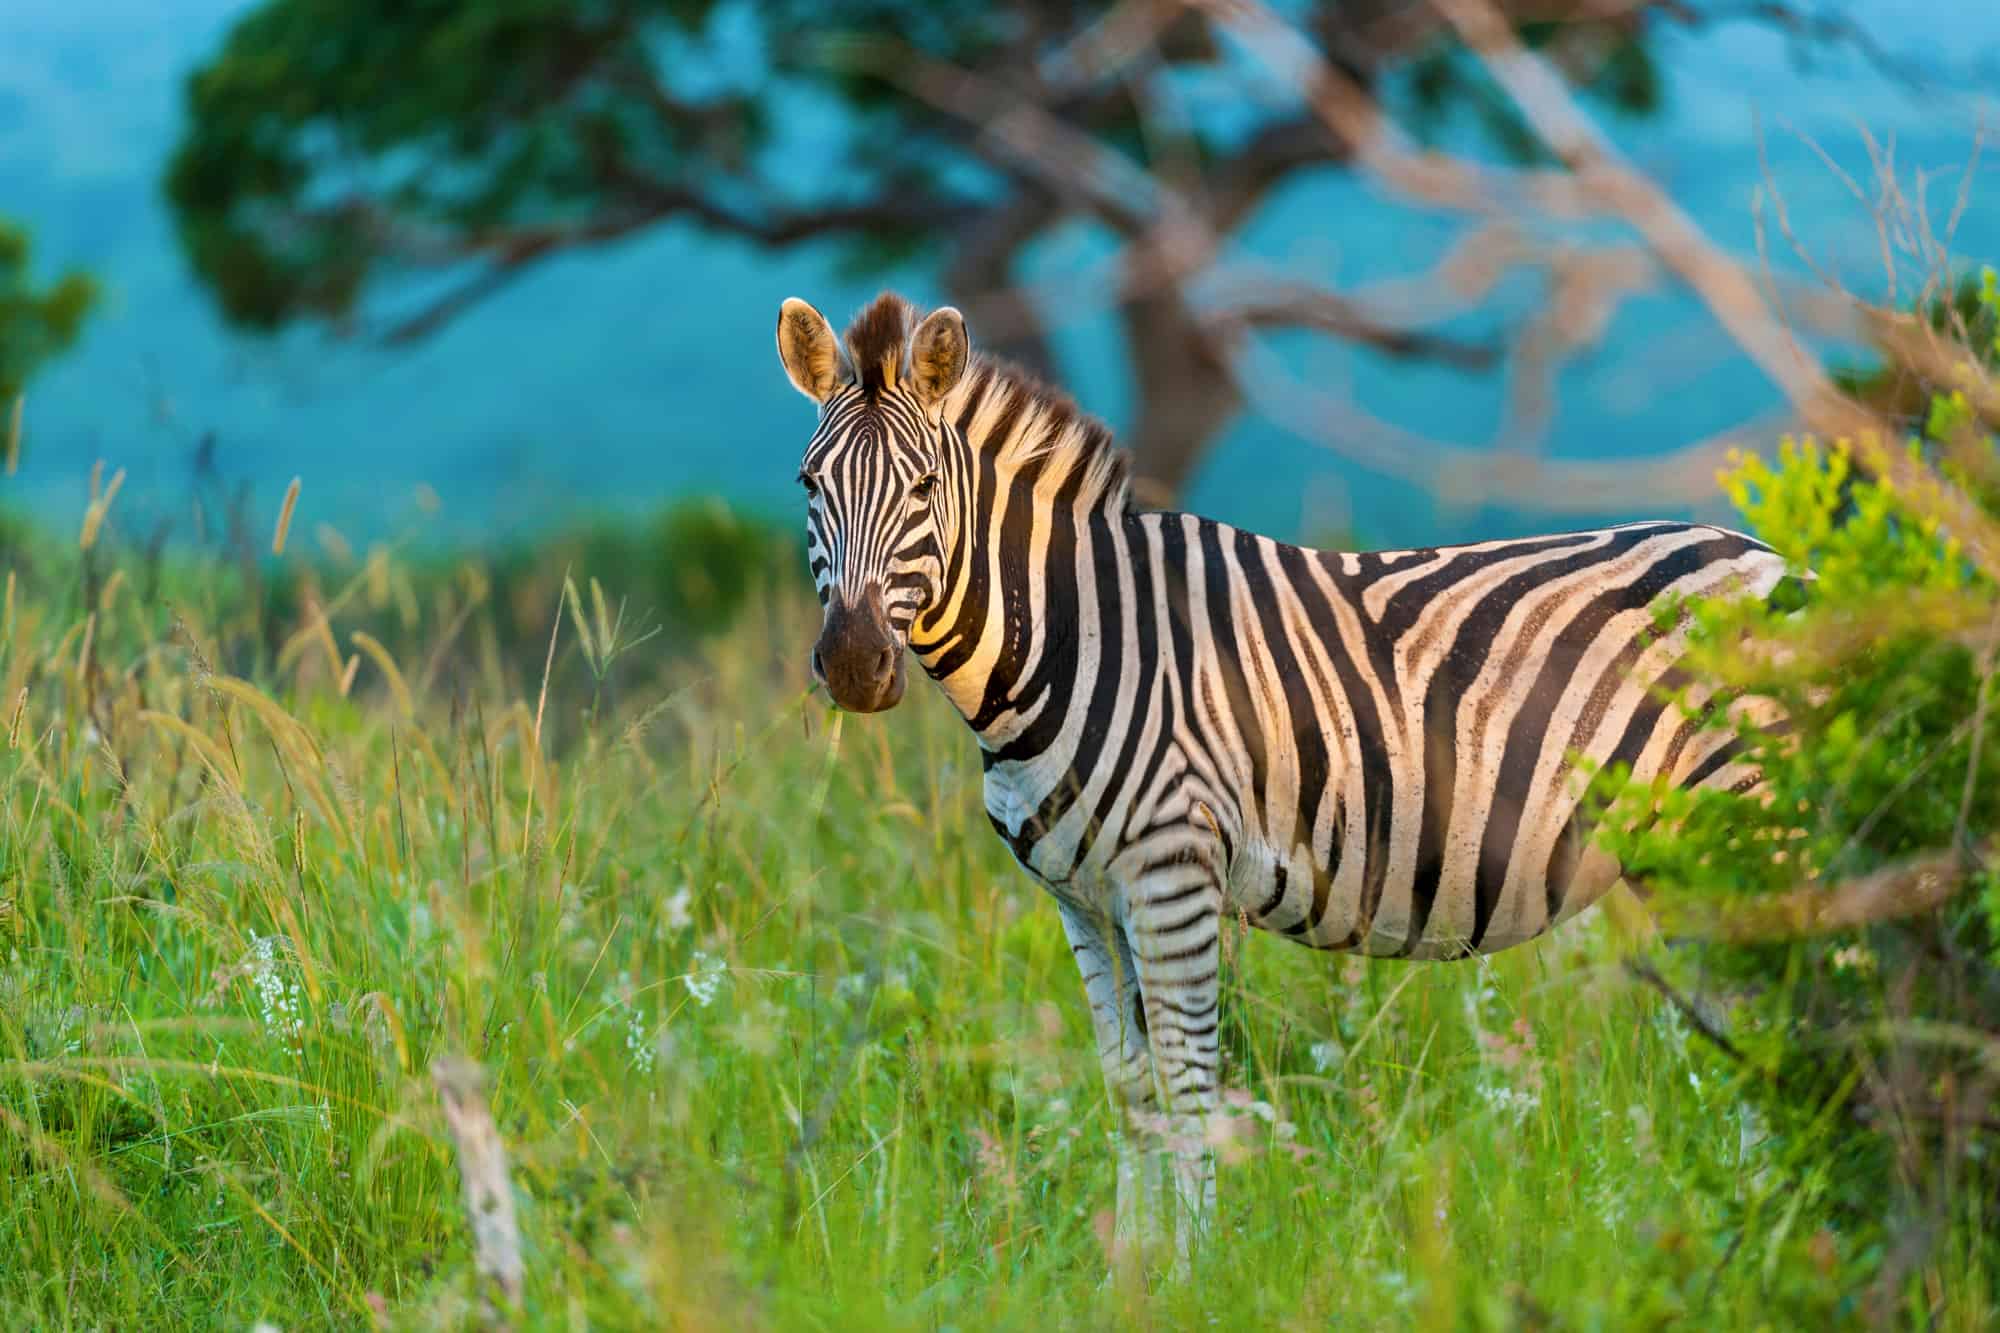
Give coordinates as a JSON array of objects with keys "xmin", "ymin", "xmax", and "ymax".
[{"xmin": 777, "ymin": 291, "xmax": 1789, "ymax": 1266}]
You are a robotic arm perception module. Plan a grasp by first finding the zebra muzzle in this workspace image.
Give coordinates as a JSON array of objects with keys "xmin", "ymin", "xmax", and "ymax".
[{"xmin": 813, "ymin": 588, "xmax": 905, "ymax": 713}]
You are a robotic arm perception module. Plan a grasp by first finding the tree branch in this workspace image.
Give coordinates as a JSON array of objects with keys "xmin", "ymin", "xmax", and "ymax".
[
  {"xmin": 374, "ymin": 189, "xmax": 976, "ymax": 344},
  {"xmin": 942, "ymin": 188, "xmax": 1067, "ymax": 376},
  {"xmin": 1205, "ymin": 114, "xmax": 1352, "ymax": 233},
  {"xmin": 1222, "ymin": 285, "xmax": 1503, "ymax": 368},
  {"xmin": 1424, "ymin": 0, "xmax": 2000, "ymax": 581}
]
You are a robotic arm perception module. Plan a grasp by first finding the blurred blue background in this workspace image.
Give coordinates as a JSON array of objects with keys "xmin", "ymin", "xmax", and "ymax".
[{"xmin": 4, "ymin": 0, "xmax": 1998, "ymax": 551}]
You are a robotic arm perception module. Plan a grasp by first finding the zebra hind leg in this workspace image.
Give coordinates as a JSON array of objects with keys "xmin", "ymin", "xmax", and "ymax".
[{"xmin": 1056, "ymin": 902, "xmax": 1168, "ymax": 1275}]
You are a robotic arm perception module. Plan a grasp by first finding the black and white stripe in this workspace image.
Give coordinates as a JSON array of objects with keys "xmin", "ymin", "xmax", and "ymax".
[{"xmin": 779, "ymin": 293, "xmax": 1789, "ymax": 1260}]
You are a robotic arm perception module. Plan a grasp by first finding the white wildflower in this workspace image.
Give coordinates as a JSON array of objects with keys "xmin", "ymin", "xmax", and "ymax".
[
  {"xmin": 1309, "ymin": 1040, "xmax": 1343, "ymax": 1073},
  {"xmin": 249, "ymin": 935, "xmax": 305, "ymax": 1053},
  {"xmin": 663, "ymin": 886, "xmax": 694, "ymax": 934},
  {"xmin": 682, "ymin": 950, "xmax": 726, "ymax": 1008},
  {"xmin": 1476, "ymin": 1082, "xmax": 1540, "ymax": 1120},
  {"xmin": 626, "ymin": 1005, "xmax": 655, "ymax": 1075}
]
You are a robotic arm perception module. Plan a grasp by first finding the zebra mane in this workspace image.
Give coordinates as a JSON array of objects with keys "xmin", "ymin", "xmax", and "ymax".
[
  {"xmin": 944, "ymin": 357, "xmax": 1134, "ymax": 515},
  {"xmin": 841, "ymin": 292, "xmax": 916, "ymax": 395}
]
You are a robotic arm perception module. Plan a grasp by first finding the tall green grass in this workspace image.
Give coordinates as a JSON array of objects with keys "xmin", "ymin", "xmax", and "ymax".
[{"xmin": 0, "ymin": 524, "xmax": 1952, "ymax": 1330}]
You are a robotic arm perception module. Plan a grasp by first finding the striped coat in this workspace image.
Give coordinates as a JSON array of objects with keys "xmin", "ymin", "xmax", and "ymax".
[{"xmin": 779, "ymin": 291, "xmax": 1787, "ymax": 1262}]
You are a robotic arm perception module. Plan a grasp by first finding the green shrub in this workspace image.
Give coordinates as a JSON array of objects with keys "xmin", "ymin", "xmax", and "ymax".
[
  {"xmin": 0, "ymin": 219, "xmax": 98, "ymax": 411},
  {"xmin": 1593, "ymin": 273, "xmax": 2000, "ymax": 1318}
]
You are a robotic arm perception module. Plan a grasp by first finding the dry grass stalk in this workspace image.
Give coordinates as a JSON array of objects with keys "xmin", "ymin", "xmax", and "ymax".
[
  {"xmin": 4, "ymin": 395, "xmax": 21, "ymax": 476},
  {"xmin": 518, "ymin": 589, "xmax": 563, "ymax": 856},
  {"xmin": 97, "ymin": 568, "xmax": 126, "ymax": 615},
  {"xmin": 432, "ymin": 1055, "xmax": 525, "ymax": 1320},
  {"xmin": 76, "ymin": 613, "xmax": 95, "ymax": 689},
  {"xmin": 562, "ymin": 574, "xmax": 596, "ymax": 674},
  {"xmin": 272, "ymin": 477, "xmax": 302, "ymax": 556},
  {"xmin": 350, "ymin": 632, "xmax": 416, "ymax": 716},
  {"xmin": 77, "ymin": 468, "xmax": 125, "ymax": 553}
]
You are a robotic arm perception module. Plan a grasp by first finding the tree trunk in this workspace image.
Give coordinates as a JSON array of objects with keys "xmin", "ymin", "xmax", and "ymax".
[
  {"xmin": 944, "ymin": 190, "xmax": 1060, "ymax": 379},
  {"xmin": 1120, "ymin": 287, "xmax": 1242, "ymax": 505},
  {"xmin": 947, "ymin": 197, "xmax": 1242, "ymax": 505}
]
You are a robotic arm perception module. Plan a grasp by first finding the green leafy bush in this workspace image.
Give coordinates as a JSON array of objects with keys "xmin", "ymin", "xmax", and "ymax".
[
  {"xmin": 0, "ymin": 219, "xmax": 97, "ymax": 476},
  {"xmin": 1593, "ymin": 274, "xmax": 2000, "ymax": 1316}
]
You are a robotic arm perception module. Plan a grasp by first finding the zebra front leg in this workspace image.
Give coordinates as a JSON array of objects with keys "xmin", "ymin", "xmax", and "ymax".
[
  {"xmin": 1123, "ymin": 864, "xmax": 1223, "ymax": 1270},
  {"xmin": 1056, "ymin": 902, "xmax": 1167, "ymax": 1270}
]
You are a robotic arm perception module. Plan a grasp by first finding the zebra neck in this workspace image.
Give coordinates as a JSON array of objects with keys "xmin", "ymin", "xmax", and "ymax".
[
  {"xmin": 909, "ymin": 475, "xmax": 1118, "ymax": 755},
  {"xmin": 910, "ymin": 357, "xmax": 1136, "ymax": 750}
]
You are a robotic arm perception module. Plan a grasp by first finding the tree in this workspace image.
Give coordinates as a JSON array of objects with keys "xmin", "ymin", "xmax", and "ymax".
[
  {"xmin": 0, "ymin": 219, "xmax": 97, "ymax": 409},
  {"xmin": 163, "ymin": 0, "xmax": 1898, "ymax": 499}
]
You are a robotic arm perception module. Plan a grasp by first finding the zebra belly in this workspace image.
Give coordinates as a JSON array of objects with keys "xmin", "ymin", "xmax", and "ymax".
[{"xmin": 1229, "ymin": 784, "xmax": 1627, "ymax": 961}]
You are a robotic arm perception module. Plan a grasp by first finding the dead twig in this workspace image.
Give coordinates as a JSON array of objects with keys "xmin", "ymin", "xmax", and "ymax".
[
  {"xmin": 433, "ymin": 1055, "xmax": 525, "ymax": 1324},
  {"xmin": 1624, "ymin": 957, "xmax": 1750, "ymax": 1065}
]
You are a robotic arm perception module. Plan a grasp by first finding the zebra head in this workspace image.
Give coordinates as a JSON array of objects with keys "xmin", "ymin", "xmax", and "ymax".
[{"xmin": 777, "ymin": 294, "xmax": 970, "ymax": 713}]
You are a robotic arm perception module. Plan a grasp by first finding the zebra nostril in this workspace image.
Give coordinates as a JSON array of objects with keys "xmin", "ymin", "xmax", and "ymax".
[
  {"xmin": 811, "ymin": 647, "xmax": 826, "ymax": 683},
  {"xmin": 873, "ymin": 646, "xmax": 895, "ymax": 682}
]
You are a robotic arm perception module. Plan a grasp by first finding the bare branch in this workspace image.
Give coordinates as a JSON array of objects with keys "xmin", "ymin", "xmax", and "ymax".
[
  {"xmin": 1624, "ymin": 958, "xmax": 1750, "ymax": 1064},
  {"xmin": 1197, "ymin": 0, "xmax": 1612, "ymax": 218},
  {"xmin": 1221, "ymin": 286, "xmax": 1503, "ymax": 368},
  {"xmin": 1205, "ymin": 114, "xmax": 1352, "ymax": 232},
  {"xmin": 373, "ymin": 189, "xmax": 976, "ymax": 344},
  {"xmin": 815, "ymin": 34, "xmax": 1187, "ymax": 243},
  {"xmin": 1413, "ymin": 0, "xmax": 2000, "ymax": 580},
  {"xmin": 1213, "ymin": 312, "xmax": 1768, "ymax": 511},
  {"xmin": 823, "ymin": 16, "xmax": 1831, "ymax": 509}
]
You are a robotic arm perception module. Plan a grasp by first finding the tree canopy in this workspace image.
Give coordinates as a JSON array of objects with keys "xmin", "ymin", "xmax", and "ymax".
[
  {"xmin": 0, "ymin": 220, "xmax": 98, "ymax": 409},
  {"xmin": 163, "ymin": 0, "xmax": 1832, "ymax": 495}
]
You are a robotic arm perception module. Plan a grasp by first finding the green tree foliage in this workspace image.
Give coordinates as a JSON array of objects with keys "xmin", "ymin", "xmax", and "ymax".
[
  {"xmin": 0, "ymin": 219, "xmax": 97, "ymax": 406},
  {"xmin": 1592, "ymin": 271, "xmax": 2000, "ymax": 1305},
  {"xmin": 164, "ymin": 0, "xmax": 1681, "ymax": 494}
]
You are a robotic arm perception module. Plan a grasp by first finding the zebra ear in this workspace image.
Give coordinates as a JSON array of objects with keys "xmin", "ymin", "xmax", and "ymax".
[
  {"xmin": 777, "ymin": 297, "xmax": 841, "ymax": 404},
  {"xmin": 909, "ymin": 306, "xmax": 968, "ymax": 407}
]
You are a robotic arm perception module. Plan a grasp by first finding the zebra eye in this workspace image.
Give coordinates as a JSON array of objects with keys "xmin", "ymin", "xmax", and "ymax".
[
  {"xmin": 911, "ymin": 473, "xmax": 939, "ymax": 499},
  {"xmin": 798, "ymin": 471, "xmax": 819, "ymax": 499}
]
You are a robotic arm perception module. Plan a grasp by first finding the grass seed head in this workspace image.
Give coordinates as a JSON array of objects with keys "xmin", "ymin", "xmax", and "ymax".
[
  {"xmin": 78, "ymin": 468, "xmax": 125, "ymax": 552},
  {"xmin": 273, "ymin": 477, "xmax": 302, "ymax": 556}
]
